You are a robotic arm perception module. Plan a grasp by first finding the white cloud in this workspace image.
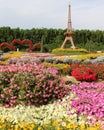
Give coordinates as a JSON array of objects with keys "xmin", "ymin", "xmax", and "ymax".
[{"xmin": 0, "ymin": 0, "xmax": 104, "ymax": 30}]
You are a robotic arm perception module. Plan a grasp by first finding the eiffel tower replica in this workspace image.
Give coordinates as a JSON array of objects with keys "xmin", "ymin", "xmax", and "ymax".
[{"xmin": 61, "ymin": 3, "xmax": 76, "ymax": 49}]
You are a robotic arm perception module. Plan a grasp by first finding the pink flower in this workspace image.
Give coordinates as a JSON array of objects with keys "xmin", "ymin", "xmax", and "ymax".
[
  {"xmin": 22, "ymin": 81, "xmax": 26, "ymax": 85},
  {"xmin": 67, "ymin": 111, "xmax": 70, "ymax": 116},
  {"xmin": 71, "ymin": 82, "xmax": 104, "ymax": 123}
]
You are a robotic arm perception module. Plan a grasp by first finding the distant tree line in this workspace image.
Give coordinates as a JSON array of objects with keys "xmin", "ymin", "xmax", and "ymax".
[{"xmin": 0, "ymin": 26, "xmax": 104, "ymax": 52}]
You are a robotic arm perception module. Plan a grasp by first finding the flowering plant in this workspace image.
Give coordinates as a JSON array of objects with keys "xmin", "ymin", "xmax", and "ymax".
[
  {"xmin": 52, "ymin": 48, "xmax": 88, "ymax": 54},
  {"xmin": 43, "ymin": 62, "xmax": 71, "ymax": 75},
  {"xmin": 71, "ymin": 82, "xmax": 104, "ymax": 125},
  {"xmin": 0, "ymin": 63, "xmax": 69, "ymax": 107},
  {"xmin": 71, "ymin": 67, "xmax": 98, "ymax": 81}
]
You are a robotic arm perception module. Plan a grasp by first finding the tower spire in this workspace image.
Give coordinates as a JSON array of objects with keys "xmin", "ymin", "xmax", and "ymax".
[
  {"xmin": 67, "ymin": 4, "xmax": 72, "ymax": 32},
  {"xmin": 61, "ymin": 3, "xmax": 76, "ymax": 49}
]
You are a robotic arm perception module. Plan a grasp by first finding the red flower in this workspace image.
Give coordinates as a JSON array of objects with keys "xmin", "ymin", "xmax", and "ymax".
[{"xmin": 71, "ymin": 67, "xmax": 98, "ymax": 81}]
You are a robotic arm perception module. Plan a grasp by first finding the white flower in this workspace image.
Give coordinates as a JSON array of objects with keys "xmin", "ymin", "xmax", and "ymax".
[{"xmin": 62, "ymin": 122, "xmax": 66, "ymax": 127}]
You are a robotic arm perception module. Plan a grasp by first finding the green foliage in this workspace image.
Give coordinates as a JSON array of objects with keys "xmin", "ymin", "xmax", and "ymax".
[{"xmin": 0, "ymin": 27, "xmax": 104, "ymax": 52}]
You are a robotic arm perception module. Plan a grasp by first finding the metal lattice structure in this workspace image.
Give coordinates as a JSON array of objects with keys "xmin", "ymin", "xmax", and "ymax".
[{"xmin": 61, "ymin": 4, "xmax": 76, "ymax": 49}]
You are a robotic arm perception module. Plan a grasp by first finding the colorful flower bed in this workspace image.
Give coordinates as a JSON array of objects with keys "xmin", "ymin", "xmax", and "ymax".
[
  {"xmin": 0, "ymin": 52, "xmax": 23, "ymax": 65},
  {"xmin": 1, "ymin": 51, "xmax": 104, "ymax": 65},
  {"xmin": 0, "ymin": 90, "xmax": 103, "ymax": 130},
  {"xmin": 42, "ymin": 63, "xmax": 104, "ymax": 81},
  {"xmin": 53, "ymin": 52, "xmax": 104, "ymax": 60},
  {"xmin": 70, "ymin": 53, "xmax": 104, "ymax": 60},
  {"xmin": 0, "ymin": 52, "xmax": 104, "ymax": 130},
  {"xmin": 0, "ymin": 82, "xmax": 104, "ymax": 129}
]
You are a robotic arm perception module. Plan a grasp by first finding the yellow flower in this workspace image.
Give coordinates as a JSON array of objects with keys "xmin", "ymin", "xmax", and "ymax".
[
  {"xmin": 87, "ymin": 127, "xmax": 98, "ymax": 130},
  {"xmin": 66, "ymin": 123, "xmax": 71, "ymax": 129},
  {"xmin": 80, "ymin": 124, "xmax": 85, "ymax": 130},
  {"xmin": 14, "ymin": 124, "xmax": 21, "ymax": 130},
  {"xmin": 4, "ymin": 51, "xmax": 24, "ymax": 59},
  {"xmin": 52, "ymin": 120, "xmax": 59, "ymax": 126},
  {"xmin": 16, "ymin": 122, "xmax": 35, "ymax": 130},
  {"xmin": 66, "ymin": 123, "xmax": 77, "ymax": 129},
  {"xmin": 38, "ymin": 126, "xmax": 42, "ymax": 130},
  {"xmin": 57, "ymin": 127, "xmax": 62, "ymax": 130},
  {"xmin": 95, "ymin": 121, "xmax": 100, "ymax": 127}
]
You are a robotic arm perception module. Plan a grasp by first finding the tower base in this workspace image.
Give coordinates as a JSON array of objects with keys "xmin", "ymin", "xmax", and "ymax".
[{"xmin": 61, "ymin": 36, "xmax": 76, "ymax": 49}]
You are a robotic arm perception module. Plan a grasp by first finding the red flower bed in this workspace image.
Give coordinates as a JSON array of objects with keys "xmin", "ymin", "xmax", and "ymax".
[
  {"xmin": 71, "ymin": 67, "xmax": 98, "ymax": 81},
  {"xmin": 70, "ymin": 64, "xmax": 104, "ymax": 80}
]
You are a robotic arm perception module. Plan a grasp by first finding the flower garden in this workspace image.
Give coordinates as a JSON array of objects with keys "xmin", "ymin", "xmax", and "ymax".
[{"xmin": 0, "ymin": 51, "xmax": 104, "ymax": 130}]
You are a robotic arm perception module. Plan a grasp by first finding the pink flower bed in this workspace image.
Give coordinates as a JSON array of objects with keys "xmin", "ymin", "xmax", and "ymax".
[
  {"xmin": 71, "ymin": 82, "xmax": 104, "ymax": 124},
  {"xmin": 0, "ymin": 63, "xmax": 69, "ymax": 107}
]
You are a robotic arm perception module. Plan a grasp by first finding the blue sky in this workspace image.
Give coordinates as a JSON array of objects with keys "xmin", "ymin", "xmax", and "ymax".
[{"xmin": 0, "ymin": 0, "xmax": 104, "ymax": 30}]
